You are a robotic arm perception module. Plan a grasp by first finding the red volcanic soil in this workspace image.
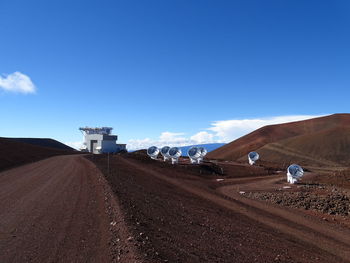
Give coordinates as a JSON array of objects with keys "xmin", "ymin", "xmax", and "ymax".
[
  {"xmin": 207, "ymin": 114, "xmax": 350, "ymax": 167},
  {"xmin": 0, "ymin": 137, "xmax": 77, "ymax": 172},
  {"xmin": 90, "ymin": 153, "xmax": 349, "ymax": 263}
]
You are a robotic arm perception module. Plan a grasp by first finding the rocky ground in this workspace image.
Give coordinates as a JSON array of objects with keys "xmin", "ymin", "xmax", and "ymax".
[{"xmin": 247, "ymin": 186, "xmax": 350, "ymax": 216}]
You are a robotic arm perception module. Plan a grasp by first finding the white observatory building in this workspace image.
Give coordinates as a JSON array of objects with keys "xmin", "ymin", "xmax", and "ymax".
[{"xmin": 79, "ymin": 127, "xmax": 126, "ymax": 154}]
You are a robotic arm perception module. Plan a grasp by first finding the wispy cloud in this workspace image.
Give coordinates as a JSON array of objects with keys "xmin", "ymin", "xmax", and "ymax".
[
  {"xmin": 126, "ymin": 115, "xmax": 324, "ymax": 150},
  {"xmin": 190, "ymin": 131, "xmax": 214, "ymax": 144},
  {"xmin": 208, "ymin": 115, "xmax": 323, "ymax": 142},
  {"xmin": 127, "ymin": 132, "xmax": 194, "ymax": 150},
  {"xmin": 65, "ymin": 141, "xmax": 83, "ymax": 150},
  {"xmin": 0, "ymin": 72, "xmax": 36, "ymax": 94}
]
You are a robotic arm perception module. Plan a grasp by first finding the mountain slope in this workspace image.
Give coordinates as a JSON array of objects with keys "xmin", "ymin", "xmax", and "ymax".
[
  {"xmin": 11, "ymin": 138, "xmax": 75, "ymax": 151},
  {"xmin": 253, "ymin": 126, "xmax": 350, "ymax": 167},
  {"xmin": 0, "ymin": 137, "xmax": 78, "ymax": 172},
  {"xmin": 207, "ymin": 114, "xmax": 350, "ymax": 167}
]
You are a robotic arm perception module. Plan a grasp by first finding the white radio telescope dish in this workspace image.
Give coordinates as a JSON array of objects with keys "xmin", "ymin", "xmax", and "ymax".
[
  {"xmin": 248, "ymin": 151, "xmax": 259, "ymax": 165},
  {"xmin": 199, "ymin": 147, "xmax": 207, "ymax": 157},
  {"xmin": 188, "ymin": 147, "xmax": 201, "ymax": 164},
  {"xmin": 160, "ymin": 146, "xmax": 171, "ymax": 161},
  {"xmin": 198, "ymin": 147, "xmax": 207, "ymax": 161},
  {"xmin": 287, "ymin": 164, "xmax": 304, "ymax": 184},
  {"xmin": 168, "ymin": 147, "xmax": 182, "ymax": 164},
  {"xmin": 147, "ymin": 146, "xmax": 160, "ymax": 160}
]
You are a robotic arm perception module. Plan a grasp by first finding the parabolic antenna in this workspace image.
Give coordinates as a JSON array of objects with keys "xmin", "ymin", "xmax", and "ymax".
[
  {"xmin": 198, "ymin": 147, "xmax": 207, "ymax": 158},
  {"xmin": 147, "ymin": 146, "xmax": 160, "ymax": 160},
  {"xmin": 198, "ymin": 147, "xmax": 207, "ymax": 164},
  {"xmin": 168, "ymin": 147, "xmax": 182, "ymax": 164},
  {"xmin": 160, "ymin": 146, "xmax": 171, "ymax": 161},
  {"xmin": 248, "ymin": 151, "xmax": 259, "ymax": 165},
  {"xmin": 188, "ymin": 147, "xmax": 201, "ymax": 164},
  {"xmin": 287, "ymin": 164, "xmax": 304, "ymax": 184}
]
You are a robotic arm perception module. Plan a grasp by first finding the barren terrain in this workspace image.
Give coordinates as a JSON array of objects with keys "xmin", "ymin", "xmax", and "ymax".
[
  {"xmin": 1, "ymin": 152, "xmax": 349, "ymax": 262},
  {"xmin": 208, "ymin": 114, "xmax": 350, "ymax": 167}
]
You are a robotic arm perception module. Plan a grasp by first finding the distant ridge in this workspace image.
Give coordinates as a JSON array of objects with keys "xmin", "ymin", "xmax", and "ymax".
[
  {"xmin": 207, "ymin": 114, "xmax": 350, "ymax": 167},
  {"xmin": 11, "ymin": 138, "xmax": 75, "ymax": 151},
  {"xmin": 0, "ymin": 137, "xmax": 78, "ymax": 172},
  {"xmin": 178, "ymin": 143, "xmax": 226, "ymax": 156}
]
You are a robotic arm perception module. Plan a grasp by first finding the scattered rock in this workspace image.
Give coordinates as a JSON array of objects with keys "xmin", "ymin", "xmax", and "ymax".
[{"xmin": 248, "ymin": 191, "xmax": 349, "ymax": 216}]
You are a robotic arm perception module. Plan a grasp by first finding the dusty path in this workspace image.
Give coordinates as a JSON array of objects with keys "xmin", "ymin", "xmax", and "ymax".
[
  {"xmin": 119, "ymin": 157, "xmax": 350, "ymax": 262},
  {"xmin": 0, "ymin": 155, "xmax": 139, "ymax": 263}
]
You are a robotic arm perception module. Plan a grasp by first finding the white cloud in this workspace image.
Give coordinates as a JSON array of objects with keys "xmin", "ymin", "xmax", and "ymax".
[
  {"xmin": 208, "ymin": 115, "xmax": 323, "ymax": 142},
  {"xmin": 190, "ymin": 131, "xmax": 214, "ymax": 144},
  {"xmin": 127, "ymin": 115, "xmax": 324, "ymax": 151},
  {"xmin": 0, "ymin": 72, "xmax": 36, "ymax": 94},
  {"xmin": 127, "ymin": 138, "xmax": 154, "ymax": 150},
  {"xmin": 159, "ymin": 132, "xmax": 186, "ymax": 143},
  {"xmin": 65, "ymin": 141, "xmax": 83, "ymax": 150},
  {"xmin": 127, "ymin": 132, "xmax": 192, "ymax": 150}
]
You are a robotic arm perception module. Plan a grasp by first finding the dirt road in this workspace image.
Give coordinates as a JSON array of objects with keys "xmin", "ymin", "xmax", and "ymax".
[{"xmin": 0, "ymin": 155, "xmax": 139, "ymax": 263}]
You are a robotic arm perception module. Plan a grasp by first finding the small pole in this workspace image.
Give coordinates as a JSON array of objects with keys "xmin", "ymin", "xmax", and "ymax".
[{"xmin": 107, "ymin": 152, "xmax": 110, "ymax": 175}]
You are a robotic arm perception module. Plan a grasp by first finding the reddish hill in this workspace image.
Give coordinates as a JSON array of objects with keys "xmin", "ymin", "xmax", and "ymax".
[
  {"xmin": 207, "ymin": 114, "xmax": 350, "ymax": 167},
  {"xmin": 254, "ymin": 126, "xmax": 350, "ymax": 167},
  {"xmin": 10, "ymin": 138, "xmax": 75, "ymax": 151},
  {"xmin": 0, "ymin": 137, "xmax": 78, "ymax": 172}
]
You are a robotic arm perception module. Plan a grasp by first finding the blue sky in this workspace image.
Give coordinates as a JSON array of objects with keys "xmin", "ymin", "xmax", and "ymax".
[{"xmin": 0, "ymin": 0, "xmax": 349, "ymax": 149}]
